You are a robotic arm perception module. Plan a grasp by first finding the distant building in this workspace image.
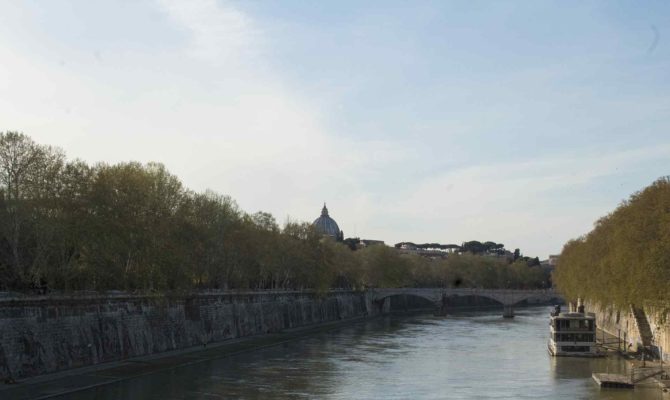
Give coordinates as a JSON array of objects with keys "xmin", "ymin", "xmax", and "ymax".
[
  {"xmin": 399, "ymin": 243, "xmax": 417, "ymax": 251},
  {"xmin": 396, "ymin": 244, "xmax": 449, "ymax": 259},
  {"xmin": 541, "ymin": 255, "xmax": 560, "ymax": 268},
  {"xmin": 312, "ymin": 203, "xmax": 343, "ymax": 241},
  {"xmin": 359, "ymin": 239, "xmax": 385, "ymax": 247},
  {"xmin": 500, "ymin": 250, "xmax": 515, "ymax": 262}
]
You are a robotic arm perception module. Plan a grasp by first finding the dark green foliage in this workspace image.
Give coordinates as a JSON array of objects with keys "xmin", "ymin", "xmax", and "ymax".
[
  {"xmin": 554, "ymin": 177, "xmax": 670, "ymax": 308},
  {"xmin": 0, "ymin": 132, "xmax": 551, "ymax": 293},
  {"xmin": 461, "ymin": 241, "xmax": 507, "ymax": 255},
  {"xmin": 394, "ymin": 242, "xmax": 461, "ymax": 251}
]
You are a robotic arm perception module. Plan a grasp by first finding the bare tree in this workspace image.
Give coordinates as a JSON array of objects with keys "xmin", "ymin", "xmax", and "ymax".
[{"xmin": 0, "ymin": 132, "xmax": 63, "ymax": 286}]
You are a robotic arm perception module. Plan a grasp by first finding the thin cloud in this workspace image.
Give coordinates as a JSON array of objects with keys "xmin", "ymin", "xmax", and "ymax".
[
  {"xmin": 1, "ymin": 1, "xmax": 669, "ymax": 259},
  {"xmin": 362, "ymin": 143, "xmax": 670, "ymax": 256},
  {"xmin": 389, "ymin": 143, "xmax": 670, "ymax": 217},
  {"xmin": 156, "ymin": 0, "xmax": 258, "ymax": 64}
]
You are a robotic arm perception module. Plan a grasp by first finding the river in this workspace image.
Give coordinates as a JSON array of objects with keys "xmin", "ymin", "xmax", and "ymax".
[{"xmin": 63, "ymin": 307, "xmax": 665, "ymax": 399}]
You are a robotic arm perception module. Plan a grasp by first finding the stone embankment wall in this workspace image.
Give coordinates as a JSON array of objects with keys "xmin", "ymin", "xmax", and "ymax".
[
  {"xmin": 588, "ymin": 302, "xmax": 642, "ymax": 351},
  {"xmin": 645, "ymin": 309, "xmax": 670, "ymax": 360},
  {"xmin": 0, "ymin": 291, "xmax": 379, "ymax": 380},
  {"xmin": 587, "ymin": 301, "xmax": 670, "ymax": 360}
]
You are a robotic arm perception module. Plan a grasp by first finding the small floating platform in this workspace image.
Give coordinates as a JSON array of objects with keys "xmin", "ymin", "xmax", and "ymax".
[{"xmin": 592, "ymin": 373, "xmax": 634, "ymax": 389}]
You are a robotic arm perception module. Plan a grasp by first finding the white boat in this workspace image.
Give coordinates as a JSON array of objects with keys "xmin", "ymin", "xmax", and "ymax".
[{"xmin": 548, "ymin": 306, "xmax": 601, "ymax": 357}]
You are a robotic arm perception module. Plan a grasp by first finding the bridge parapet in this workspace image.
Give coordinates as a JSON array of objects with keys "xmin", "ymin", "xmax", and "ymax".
[{"xmin": 369, "ymin": 288, "xmax": 561, "ymax": 317}]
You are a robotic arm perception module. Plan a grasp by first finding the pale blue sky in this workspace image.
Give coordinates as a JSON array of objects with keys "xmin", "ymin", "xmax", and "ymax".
[{"xmin": 1, "ymin": 1, "xmax": 669, "ymax": 257}]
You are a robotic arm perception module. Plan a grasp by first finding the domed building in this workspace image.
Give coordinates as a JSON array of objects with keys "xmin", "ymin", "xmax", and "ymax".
[{"xmin": 313, "ymin": 203, "xmax": 343, "ymax": 241}]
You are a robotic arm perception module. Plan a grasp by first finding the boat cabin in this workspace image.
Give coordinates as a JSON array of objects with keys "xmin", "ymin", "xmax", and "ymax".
[{"xmin": 548, "ymin": 311, "xmax": 599, "ymax": 357}]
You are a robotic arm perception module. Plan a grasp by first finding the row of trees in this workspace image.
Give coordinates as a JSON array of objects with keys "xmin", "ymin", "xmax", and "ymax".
[
  {"xmin": 0, "ymin": 132, "xmax": 551, "ymax": 293},
  {"xmin": 392, "ymin": 240, "xmax": 541, "ymax": 265},
  {"xmin": 393, "ymin": 240, "xmax": 509, "ymax": 254},
  {"xmin": 394, "ymin": 242, "xmax": 462, "ymax": 251},
  {"xmin": 461, "ymin": 240, "xmax": 507, "ymax": 255},
  {"xmin": 393, "ymin": 240, "xmax": 530, "ymax": 260},
  {"xmin": 554, "ymin": 177, "xmax": 670, "ymax": 308}
]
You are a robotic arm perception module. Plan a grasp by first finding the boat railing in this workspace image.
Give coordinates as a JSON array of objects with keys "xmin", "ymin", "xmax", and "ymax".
[{"xmin": 554, "ymin": 326, "xmax": 594, "ymax": 332}]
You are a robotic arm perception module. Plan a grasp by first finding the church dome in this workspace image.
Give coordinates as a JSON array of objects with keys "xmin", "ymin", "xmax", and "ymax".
[{"xmin": 313, "ymin": 204, "xmax": 342, "ymax": 239}]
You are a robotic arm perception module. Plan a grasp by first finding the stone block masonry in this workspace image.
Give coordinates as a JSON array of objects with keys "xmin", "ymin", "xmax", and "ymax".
[
  {"xmin": 588, "ymin": 301, "xmax": 670, "ymax": 361},
  {"xmin": 0, "ymin": 290, "xmax": 378, "ymax": 380}
]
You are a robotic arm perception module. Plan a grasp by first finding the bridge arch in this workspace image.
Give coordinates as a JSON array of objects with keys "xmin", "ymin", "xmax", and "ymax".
[
  {"xmin": 371, "ymin": 290, "xmax": 507, "ymax": 315},
  {"xmin": 441, "ymin": 293, "xmax": 504, "ymax": 309},
  {"xmin": 370, "ymin": 288, "xmax": 561, "ymax": 318},
  {"xmin": 510, "ymin": 294, "xmax": 563, "ymax": 307},
  {"xmin": 373, "ymin": 291, "xmax": 438, "ymax": 305},
  {"xmin": 371, "ymin": 292, "xmax": 437, "ymax": 314}
]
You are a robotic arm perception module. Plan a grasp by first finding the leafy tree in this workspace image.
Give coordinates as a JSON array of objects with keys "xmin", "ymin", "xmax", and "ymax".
[
  {"xmin": 0, "ymin": 133, "xmax": 552, "ymax": 293},
  {"xmin": 0, "ymin": 131, "xmax": 65, "ymax": 288},
  {"xmin": 554, "ymin": 177, "xmax": 670, "ymax": 308}
]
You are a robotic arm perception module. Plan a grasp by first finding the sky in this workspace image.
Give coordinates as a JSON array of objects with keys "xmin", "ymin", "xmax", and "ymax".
[{"xmin": 1, "ymin": 1, "xmax": 669, "ymax": 258}]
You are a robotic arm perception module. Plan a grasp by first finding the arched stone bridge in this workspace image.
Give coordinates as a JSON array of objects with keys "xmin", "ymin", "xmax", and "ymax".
[{"xmin": 369, "ymin": 288, "xmax": 562, "ymax": 318}]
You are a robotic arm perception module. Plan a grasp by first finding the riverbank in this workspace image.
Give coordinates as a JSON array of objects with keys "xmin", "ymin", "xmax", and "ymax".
[
  {"xmin": 26, "ymin": 307, "xmax": 649, "ymax": 400},
  {"xmin": 0, "ymin": 290, "xmax": 378, "ymax": 382},
  {"xmin": 0, "ymin": 313, "xmax": 376, "ymax": 400},
  {"xmin": 0, "ymin": 301, "xmax": 519, "ymax": 400},
  {"xmin": 2, "ymin": 305, "xmax": 557, "ymax": 399},
  {"xmin": 0, "ymin": 289, "xmax": 560, "ymax": 390},
  {"xmin": 2, "ymin": 299, "xmax": 569, "ymax": 399},
  {"xmin": 588, "ymin": 301, "xmax": 670, "ymax": 360},
  {"xmin": 595, "ymin": 327, "xmax": 670, "ymax": 393}
]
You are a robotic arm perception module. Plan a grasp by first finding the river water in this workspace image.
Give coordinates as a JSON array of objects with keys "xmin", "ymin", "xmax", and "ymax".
[{"xmin": 65, "ymin": 307, "xmax": 665, "ymax": 399}]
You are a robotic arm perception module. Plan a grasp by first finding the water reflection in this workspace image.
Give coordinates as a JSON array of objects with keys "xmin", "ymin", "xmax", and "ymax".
[{"xmin": 64, "ymin": 308, "xmax": 668, "ymax": 400}]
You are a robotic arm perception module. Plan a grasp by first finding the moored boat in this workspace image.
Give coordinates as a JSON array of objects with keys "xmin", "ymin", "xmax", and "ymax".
[{"xmin": 548, "ymin": 306, "xmax": 601, "ymax": 357}]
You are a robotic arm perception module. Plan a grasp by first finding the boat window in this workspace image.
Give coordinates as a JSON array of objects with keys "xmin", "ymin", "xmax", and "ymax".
[
  {"xmin": 561, "ymin": 346, "xmax": 591, "ymax": 352},
  {"xmin": 555, "ymin": 333, "xmax": 595, "ymax": 342},
  {"xmin": 555, "ymin": 318, "xmax": 594, "ymax": 331}
]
